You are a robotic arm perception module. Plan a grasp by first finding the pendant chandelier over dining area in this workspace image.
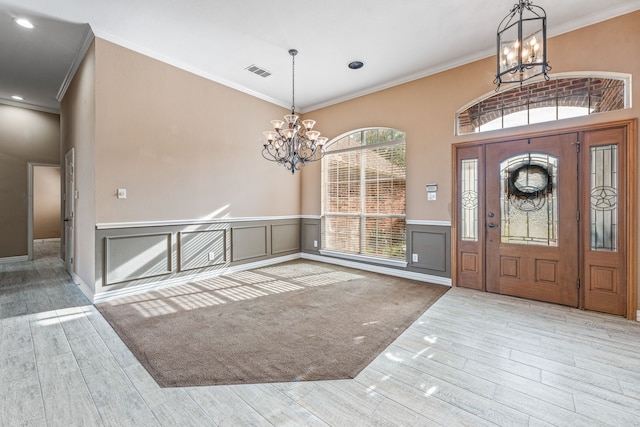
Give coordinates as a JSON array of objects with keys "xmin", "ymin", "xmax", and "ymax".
[{"xmin": 261, "ymin": 49, "xmax": 327, "ymax": 174}]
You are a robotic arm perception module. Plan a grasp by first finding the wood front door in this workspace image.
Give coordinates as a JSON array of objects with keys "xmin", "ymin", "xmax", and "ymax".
[
  {"xmin": 485, "ymin": 133, "xmax": 579, "ymax": 306},
  {"xmin": 453, "ymin": 121, "xmax": 635, "ymax": 318}
]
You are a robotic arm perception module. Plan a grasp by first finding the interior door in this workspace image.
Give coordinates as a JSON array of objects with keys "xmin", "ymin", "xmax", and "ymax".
[
  {"xmin": 485, "ymin": 133, "xmax": 579, "ymax": 306},
  {"xmin": 64, "ymin": 148, "xmax": 75, "ymax": 274}
]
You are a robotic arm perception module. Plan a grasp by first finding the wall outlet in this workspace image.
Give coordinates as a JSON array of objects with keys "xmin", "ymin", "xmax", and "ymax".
[
  {"xmin": 313, "ymin": 240, "xmax": 318, "ymax": 248},
  {"xmin": 208, "ymin": 252, "xmax": 216, "ymax": 261},
  {"xmin": 412, "ymin": 253, "xmax": 419, "ymax": 263}
]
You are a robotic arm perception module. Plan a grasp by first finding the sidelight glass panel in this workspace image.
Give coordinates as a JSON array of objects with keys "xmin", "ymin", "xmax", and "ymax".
[
  {"xmin": 590, "ymin": 145, "xmax": 618, "ymax": 251},
  {"xmin": 500, "ymin": 153, "xmax": 558, "ymax": 246},
  {"xmin": 460, "ymin": 159, "xmax": 479, "ymax": 241}
]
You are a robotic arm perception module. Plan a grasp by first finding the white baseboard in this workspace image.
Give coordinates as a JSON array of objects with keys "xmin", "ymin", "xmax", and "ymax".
[
  {"xmin": 72, "ymin": 273, "xmax": 95, "ymax": 302},
  {"xmin": 301, "ymin": 253, "xmax": 452, "ymax": 287},
  {"xmin": 0, "ymin": 255, "xmax": 28, "ymax": 264},
  {"xmin": 93, "ymin": 253, "xmax": 302, "ymax": 304}
]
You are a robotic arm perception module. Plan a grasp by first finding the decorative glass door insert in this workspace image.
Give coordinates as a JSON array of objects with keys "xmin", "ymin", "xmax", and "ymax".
[
  {"xmin": 500, "ymin": 153, "xmax": 558, "ymax": 246},
  {"xmin": 460, "ymin": 159, "xmax": 479, "ymax": 242},
  {"xmin": 590, "ymin": 144, "xmax": 618, "ymax": 251}
]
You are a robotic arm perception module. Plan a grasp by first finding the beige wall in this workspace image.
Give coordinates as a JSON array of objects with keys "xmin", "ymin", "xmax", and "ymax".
[
  {"xmin": 33, "ymin": 166, "xmax": 61, "ymax": 240},
  {"xmin": 301, "ymin": 12, "xmax": 640, "ymax": 307},
  {"xmin": 60, "ymin": 40, "xmax": 97, "ymax": 289},
  {"xmin": 93, "ymin": 38, "xmax": 298, "ymax": 224},
  {"xmin": 0, "ymin": 105, "xmax": 59, "ymax": 258},
  {"xmin": 57, "ymin": 12, "xmax": 639, "ymax": 308}
]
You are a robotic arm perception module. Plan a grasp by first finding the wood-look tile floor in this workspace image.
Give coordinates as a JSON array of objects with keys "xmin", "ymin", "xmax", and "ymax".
[{"xmin": 2, "ymin": 242, "xmax": 640, "ymax": 426}]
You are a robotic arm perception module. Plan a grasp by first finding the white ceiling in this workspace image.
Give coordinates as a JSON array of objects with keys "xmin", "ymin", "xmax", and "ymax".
[{"xmin": 2, "ymin": 0, "xmax": 640, "ymax": 114}]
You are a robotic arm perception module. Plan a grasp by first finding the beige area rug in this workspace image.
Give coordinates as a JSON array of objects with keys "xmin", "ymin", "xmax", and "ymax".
[{"xmin": 96, "ymin": 260, "xmax": 449, "ymax": 387}]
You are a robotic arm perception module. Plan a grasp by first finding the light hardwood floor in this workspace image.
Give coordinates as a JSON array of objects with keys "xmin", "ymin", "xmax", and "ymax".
[{"xmin": 2, "ymin": 241, "xmax": 640, "ymax": 426}]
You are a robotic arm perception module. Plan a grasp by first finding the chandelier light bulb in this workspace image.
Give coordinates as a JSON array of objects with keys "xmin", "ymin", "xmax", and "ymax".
[
  {"xmin": 263, "ymin": 131, "xmax": 276, "ymax": 143},
  {"xmin": 301, "ymin": 119, "xmax": 316, "ymax": 130},
  {"xmin": 283, "ymin": 128, "xmax": 295, "ymax": 140},
  {"xmin": 306, "ymin": 130, "xmax": 320, "ymax": 141}
]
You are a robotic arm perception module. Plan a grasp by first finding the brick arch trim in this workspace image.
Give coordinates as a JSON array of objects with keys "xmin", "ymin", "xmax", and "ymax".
[{"xmin": 456, "ymin": 73, "xmax": 630, "ymax": 135}]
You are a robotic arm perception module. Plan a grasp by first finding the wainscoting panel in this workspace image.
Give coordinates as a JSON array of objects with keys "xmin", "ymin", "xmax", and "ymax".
[
  {"xmin": 407, "ymin": 224, "xmax": 451, "ymax": 278},
  {"xmin": 179, "ymin": 229, "xmax": 227, "ymax": 271},
  {"xmin": 93, "ymin": 217, "xmax": 452, "ymax": 302},
  {"xmin": 271, "ymin": 223, "xmax": 300, "ymax": 255},
  {"xmin": 105, "ymin": 233, "xmax": 172, "ymax": 285},
  {"xmin": 231, "ymin": 226, "xmax": 268, "ymax": 262},
  {"xmin": 94, "ymin": 218, "xmax": 303, "ymax": 299},
  {"xmin": 301, "ymin": 219, "xmax": 321, "ymax": 253}
]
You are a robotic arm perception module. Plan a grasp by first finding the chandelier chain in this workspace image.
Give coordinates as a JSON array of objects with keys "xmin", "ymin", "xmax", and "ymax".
[{"xmin": 291, "ymin": 51, "xmax": 295, "ymax": 113}]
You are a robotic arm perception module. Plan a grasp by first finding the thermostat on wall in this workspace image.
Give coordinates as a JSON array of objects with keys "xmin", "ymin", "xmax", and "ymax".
[{"xmin": 426, "ymin": 184, "xmax": 437, "ymax": 192}]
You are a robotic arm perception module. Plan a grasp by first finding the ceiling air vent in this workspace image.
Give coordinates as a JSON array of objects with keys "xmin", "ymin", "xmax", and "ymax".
[{"xmin": 245, "ymin": 64, "xmax": 271, "ymax": 78}]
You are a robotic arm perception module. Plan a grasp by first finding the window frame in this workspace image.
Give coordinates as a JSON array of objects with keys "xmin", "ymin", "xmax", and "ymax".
[
  {"xmin": 455, "ymin": 72, "xmax": 631, "ymax": 136},
  {"xmin": 320, "ymin": 127, "xmax": 407, "ymax": 267}
]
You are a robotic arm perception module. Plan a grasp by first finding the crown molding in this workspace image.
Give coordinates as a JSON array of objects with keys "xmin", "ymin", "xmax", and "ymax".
[{"xmin": 56, "ymin": 26, "xmax": 95, "ymax": 103}]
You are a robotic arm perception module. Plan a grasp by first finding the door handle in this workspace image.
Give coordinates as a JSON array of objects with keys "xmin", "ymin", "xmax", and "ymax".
[{"xmin": 488, "ymin": 222, "xmax": 498, "ymax": 228}]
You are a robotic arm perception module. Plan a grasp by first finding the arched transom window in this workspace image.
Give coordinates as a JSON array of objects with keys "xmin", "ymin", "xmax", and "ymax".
[
  {"xmin": 456, "ymin": 74, "xmax": 629, "ymax": 135},
  {"xmin": 321, "ymin": 128, "xmax": 406, "ymax": 265}
]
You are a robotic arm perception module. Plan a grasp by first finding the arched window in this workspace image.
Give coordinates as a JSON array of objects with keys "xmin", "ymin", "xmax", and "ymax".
[
  {"xmin": 456, "ymin": 74, "xmax": 630, "ymax": 135},
  {"xmin": 321, "ymin": 128, "xmax": 406, "ymax": 265}
]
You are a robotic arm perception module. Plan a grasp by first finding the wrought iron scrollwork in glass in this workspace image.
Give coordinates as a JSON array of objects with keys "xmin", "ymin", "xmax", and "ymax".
[{"xmin": 590, "ymin": 145, "xmax": 618, "ymax": 251}]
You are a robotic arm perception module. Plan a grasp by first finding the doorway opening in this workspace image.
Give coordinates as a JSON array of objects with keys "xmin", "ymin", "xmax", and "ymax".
[{"xmin": 28, "ymin": 164, "xmax": 62, "ymax": 261}]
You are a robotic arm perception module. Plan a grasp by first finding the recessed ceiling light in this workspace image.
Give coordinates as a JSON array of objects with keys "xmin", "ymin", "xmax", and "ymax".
[
  {"xmin": 348, "ymin": 61, "xmax": 364, "ymax": 70},
  {"xmin": 11, "ymin": 95, "xmax": 24, "ymax": 101},
  {"xmin": 15, "ymin": 18, "xmax": 34, "ymax": 29}
]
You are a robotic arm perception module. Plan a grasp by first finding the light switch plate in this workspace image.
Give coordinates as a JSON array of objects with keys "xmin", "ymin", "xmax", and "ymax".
[
  {"xmin": 117, "ymin": 188, "xmax": 127, "ymax": 199},
  {"xmin": 427, "ymin": 192, "xmax": 436, "ymax": 201}
]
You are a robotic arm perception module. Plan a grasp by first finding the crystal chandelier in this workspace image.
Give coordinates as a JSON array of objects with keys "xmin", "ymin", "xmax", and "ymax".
[
  {"xmin": 494, "ymin": 0, "xmax": 551, "ymax": 89},
  {"xmin": 262, "ymin": 49, "xmax": 327, "ymax": 174}
]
